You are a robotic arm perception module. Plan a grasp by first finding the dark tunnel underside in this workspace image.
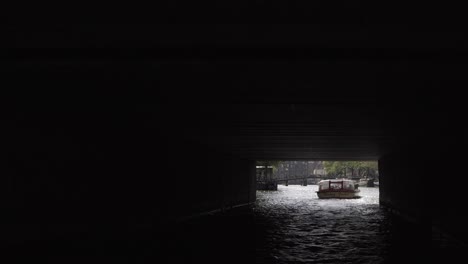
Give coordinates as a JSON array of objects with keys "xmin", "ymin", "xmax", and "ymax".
[
  {"xmin": 2, "ymin": 103, "xmax": 467, "ymax": 262},
  {"xmin": 3, "ymin": 10, "xmax": 468, "ymax": 262}
]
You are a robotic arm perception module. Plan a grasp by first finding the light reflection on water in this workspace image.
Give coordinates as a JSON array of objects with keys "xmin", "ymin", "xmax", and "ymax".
[
  {"xmin": 168, "ymin": 183, "xmax": 461, "ymax": 264},
  {"xmin": 255, "ymin": 185, "xmax": 386, "ymax": 263}
]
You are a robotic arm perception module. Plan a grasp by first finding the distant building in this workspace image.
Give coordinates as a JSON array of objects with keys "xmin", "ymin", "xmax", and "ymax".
[{"xmin": 271, "ymin": 161, "xmax": 324, "ymax": 185}]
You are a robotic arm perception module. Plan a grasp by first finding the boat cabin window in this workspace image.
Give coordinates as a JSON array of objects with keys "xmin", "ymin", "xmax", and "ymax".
[
  {"xmin": 318, "ymin": 180, "xmax": 356, "ymax": 191},
  {"xmin": 330, "ymin": 182, "xmax": 343, "ymax": 190}
]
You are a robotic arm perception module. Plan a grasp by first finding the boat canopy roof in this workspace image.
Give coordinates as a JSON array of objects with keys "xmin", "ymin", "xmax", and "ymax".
[
  {"xmin": 318, "ymin": 179, "xmax": 354, "ymax": 184},
  {"xmin": 318, "ymin": 179, "xmax": 356, "ymax": 190}
]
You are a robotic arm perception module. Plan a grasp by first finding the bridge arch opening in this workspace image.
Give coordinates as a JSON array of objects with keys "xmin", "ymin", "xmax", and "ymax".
[{"xmin": 255, "ymin": 160, "xmax": 379, "ymax": 189}]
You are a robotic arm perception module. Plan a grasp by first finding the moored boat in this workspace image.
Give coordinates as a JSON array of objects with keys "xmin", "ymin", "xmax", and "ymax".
[
  {"xmin": 358, "ymin": 178, "xmax": 378, "ymax": 187},
  {"xmin": 316, "ymin": 179, "xmax": 361, "ymax": 199}
]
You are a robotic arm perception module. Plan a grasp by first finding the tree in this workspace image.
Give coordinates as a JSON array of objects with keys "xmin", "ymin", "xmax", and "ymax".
[{"xmin": 323, "ymin": 161, "xmax": 378, "ymax": 178}]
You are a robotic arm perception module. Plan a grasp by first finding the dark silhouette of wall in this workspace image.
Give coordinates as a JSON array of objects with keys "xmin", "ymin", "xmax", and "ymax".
[
  {"xmin": 3, "ymin": 5, "xmax": 468, "ymax": 259},
  {"xmin": 1, "ymin": 110, "xmax": 256, "ymax": 257},
  {"xmin": 379, "ymin": 104, "xmax": 467, "ymax": 244}
]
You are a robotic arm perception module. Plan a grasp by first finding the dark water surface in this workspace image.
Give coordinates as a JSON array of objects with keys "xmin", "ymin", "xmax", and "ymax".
[
  {"xmin": 5, "ymin": 185, "xmax": 465, "ymax": 263},
  {"xmin": 171, "ymin": 185, "xmax": 466, "ymax": 264},
  {"xmin": 254, "ymin": 185, "xmax": 385, "ymax": 263}
]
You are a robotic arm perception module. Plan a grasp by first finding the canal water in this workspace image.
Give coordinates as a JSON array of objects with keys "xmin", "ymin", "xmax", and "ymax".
[
  {"xmin": 171, "ymin": 184, "xmax": 466, "ymax": 264},
  {"xmin": 255, "ymin": 185, "xmax": 384, "ymax": 263},
  {"xmin": 5, "ymin": 185, "xmax": 465, "ymax": 263}
]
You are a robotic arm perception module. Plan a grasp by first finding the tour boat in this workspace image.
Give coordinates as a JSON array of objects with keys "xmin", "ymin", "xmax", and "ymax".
[{"xmin": 316, "ymin": 179, "xmax": 361, "ymax": 199}]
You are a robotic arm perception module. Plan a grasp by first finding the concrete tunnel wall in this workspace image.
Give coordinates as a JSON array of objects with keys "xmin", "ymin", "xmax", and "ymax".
[
  {"xmin": 3, "ymin": 105, "xmax": 468, "ymax": 249},
  {"xmin": 378, "ymin": 104, "xmax": 468, "ymax": 243},
  {"xmin": 168, "ymin": 139, "xmax": 256, "ymax": 220},
  {"xmin": 1, "ymin": 111, "xmax": 257, "ymax": 248},
  {"xmin": 379, "ymin": 148, "xmax": 429, "ymax": 225}
]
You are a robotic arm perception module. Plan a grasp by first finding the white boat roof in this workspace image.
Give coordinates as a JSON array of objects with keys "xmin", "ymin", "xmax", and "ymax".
[{"xmin": 318, "ymin": 179, "xmax": 354, "ymax": 183}]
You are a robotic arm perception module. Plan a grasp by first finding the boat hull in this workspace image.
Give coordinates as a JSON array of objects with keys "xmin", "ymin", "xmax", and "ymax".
[{"xmin": 316, "ymin": 191, "xmax": 360, "ymax": 199}]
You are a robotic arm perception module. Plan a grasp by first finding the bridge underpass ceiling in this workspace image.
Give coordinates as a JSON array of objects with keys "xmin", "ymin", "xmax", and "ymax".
[
  {"xmin": 173, "ymin": 104, "xmax": 404, "ymax": 161},
  {"xmin": 5, "ymin": 20, "xmax": 463, "ymax": 161}
]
